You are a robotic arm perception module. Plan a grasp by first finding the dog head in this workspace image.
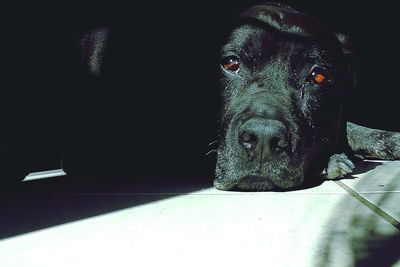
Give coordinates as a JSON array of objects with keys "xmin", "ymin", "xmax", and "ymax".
[{"xmin": 214, "ymin": 2, "xmax": 353, "ymax": 191}]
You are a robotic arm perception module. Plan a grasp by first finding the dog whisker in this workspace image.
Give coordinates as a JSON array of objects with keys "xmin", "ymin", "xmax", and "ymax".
[
  {"xmin": 205, "ymin": 149, "xmax": 218, "ymax": 156},
  {"xmin": 208, "ymin": 140, "xmax": 219, "ymax": 147}
]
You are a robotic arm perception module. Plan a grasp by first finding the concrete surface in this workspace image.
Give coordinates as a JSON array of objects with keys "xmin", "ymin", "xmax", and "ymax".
[{"xmin": 0, "ymin": 160, "xmax": 399, "ymax": 267}]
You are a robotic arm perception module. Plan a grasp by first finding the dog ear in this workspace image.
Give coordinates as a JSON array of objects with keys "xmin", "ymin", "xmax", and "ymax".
[
  {"xmin": 335, "ymin": 33, "xmax": 358, "ymax": 88},
  {"xmin": 80, "ymin": 27, "xmax": 110, "ymax": 77}
]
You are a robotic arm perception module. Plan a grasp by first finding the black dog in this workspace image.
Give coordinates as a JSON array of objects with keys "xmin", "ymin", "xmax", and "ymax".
[{"xmin": 214, "ymin": 2, "xmax": 400, "ymax": 191}]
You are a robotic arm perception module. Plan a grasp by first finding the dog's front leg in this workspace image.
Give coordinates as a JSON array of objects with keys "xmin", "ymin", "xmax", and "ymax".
[{"xmin": 347, "ymin": 122, "xmax": 400, "ymax": 160}]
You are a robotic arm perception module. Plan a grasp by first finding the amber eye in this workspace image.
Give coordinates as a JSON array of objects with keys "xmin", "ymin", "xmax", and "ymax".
[
  {"xmin": 309, "ymin": 67, "xmax": 329, "ymax": 85},
  {"xmin": 221, "ymin": 56, "xmax": 240, "ymax": 73}
]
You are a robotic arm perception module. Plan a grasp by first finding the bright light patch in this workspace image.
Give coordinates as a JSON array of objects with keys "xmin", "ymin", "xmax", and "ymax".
[{"xmin": 22, "ymin": 169, "xmax": 67, "ymax": 182}]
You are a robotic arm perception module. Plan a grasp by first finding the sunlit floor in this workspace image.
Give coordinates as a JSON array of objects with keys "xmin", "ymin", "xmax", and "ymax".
[{"xmin": 1, "ymin": 160, "xmax": 399, "ymax": 267}]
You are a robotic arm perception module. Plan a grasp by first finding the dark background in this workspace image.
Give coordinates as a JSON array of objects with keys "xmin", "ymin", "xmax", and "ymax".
[{"xmin": 2, "ymin": 0, "xmax": 400, "ymax": 188}]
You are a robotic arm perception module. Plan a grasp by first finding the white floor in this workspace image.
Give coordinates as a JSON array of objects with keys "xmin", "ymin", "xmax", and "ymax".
[{"xmin": 1, "ymin": 160, "xmax": 399, "ymax": 267}]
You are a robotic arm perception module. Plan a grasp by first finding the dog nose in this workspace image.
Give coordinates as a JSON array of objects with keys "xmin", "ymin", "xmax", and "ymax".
[{"xmin": 238, "ymin": 118, "xmax": 288, "ymax": 162}]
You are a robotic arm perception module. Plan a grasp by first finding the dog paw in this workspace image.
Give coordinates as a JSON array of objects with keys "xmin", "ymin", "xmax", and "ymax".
[{"xmin": 322, "ymin": 153, "xmax": 355, "ymax": 180}]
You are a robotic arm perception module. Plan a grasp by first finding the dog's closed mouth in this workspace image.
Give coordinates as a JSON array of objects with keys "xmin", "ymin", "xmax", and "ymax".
[
  {"xmin": 240, "ymin": 175, "xmax": 269, "ymax": 184},
  {"xmin": 214, "ymin": 174, "xmax": 278, "ymax": 191},
  {"xmin": 233, "ymin": 175, "xmax": 278, "ymax": 191}
]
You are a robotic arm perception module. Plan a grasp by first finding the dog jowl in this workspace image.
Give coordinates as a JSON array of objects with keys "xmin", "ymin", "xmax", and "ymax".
[{"xmin": 214, "ymin": 2, "xmax": 356, "ymax": 191}]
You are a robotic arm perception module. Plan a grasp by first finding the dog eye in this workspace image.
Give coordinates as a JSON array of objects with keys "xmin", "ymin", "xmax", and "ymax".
[
  {"xmin": 221, "ymin": 56, "xmax": 240, "ymax": 73},
  {"xmin": 309, "ymin": 67, "xmax": 329, "ymax": 85}
]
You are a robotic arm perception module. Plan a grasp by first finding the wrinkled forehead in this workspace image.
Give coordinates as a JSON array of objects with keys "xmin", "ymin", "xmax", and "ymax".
[
  {"xmin": 224, "ymin": 2, "xmax": 337, "ymax": 49},
  {"xmin": 223, "ymin": 24, "xmax": 300, "ymax": 52},
  {"xmin": 240, "ymin": 3, "xmax": 329, "ymax": 37},
  {"xmin": 222, "ymin": 3, "xmax": 340, "ymax": 63},
  {"xmin": 223, "ymin": 24, "xmax": 324, "ymax": 64}
]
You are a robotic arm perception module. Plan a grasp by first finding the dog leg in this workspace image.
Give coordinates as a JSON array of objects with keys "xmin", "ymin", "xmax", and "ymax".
[{"xmin": 347, "ymin": 122, "xmax": 400, "ymax": 160}]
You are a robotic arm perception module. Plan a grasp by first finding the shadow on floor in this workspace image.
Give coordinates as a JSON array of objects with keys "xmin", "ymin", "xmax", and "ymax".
[
  {"xmin": 315, "ymin": 167, "xmax": 400, "ymax": 267},
  {"xmin": 326, "ymin": 160, "xmax": 383, "ymax": 182},
  {"xmin": 0, "ymin": 161, "xmax": 388, "ymax": 241},
  {"xmin": 269, "ymin": 161, "xmax": 384, "ymax": 192},
  {"xmin": 350, "ymin": 160, "xmax": 383, "ymax": 176},
  {"xmin": 0, "ymin": 175, "xmax": 212, "ymax": 240}
]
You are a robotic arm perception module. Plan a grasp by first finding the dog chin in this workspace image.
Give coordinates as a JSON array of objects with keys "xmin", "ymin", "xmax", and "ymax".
[
  {"xmin": 234, "ymin": 176, "xmax": 278, "ymax": 191},
  {"xmin": 215, "ymin": 149, "xmax": 305, "ymax": 191},
  {"xmin": 214, "ymin": 173, "xmax": 304, "ymax": 191}
]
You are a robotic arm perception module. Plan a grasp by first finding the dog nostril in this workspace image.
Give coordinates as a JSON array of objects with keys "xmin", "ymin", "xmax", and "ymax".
[
  {"xmin": 240, "ymin": 131, "xmax": 258, "ymax": 149},
  {"xmin": 270, "ymin": 137, "xmax": 288, "ymax": 152}
]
